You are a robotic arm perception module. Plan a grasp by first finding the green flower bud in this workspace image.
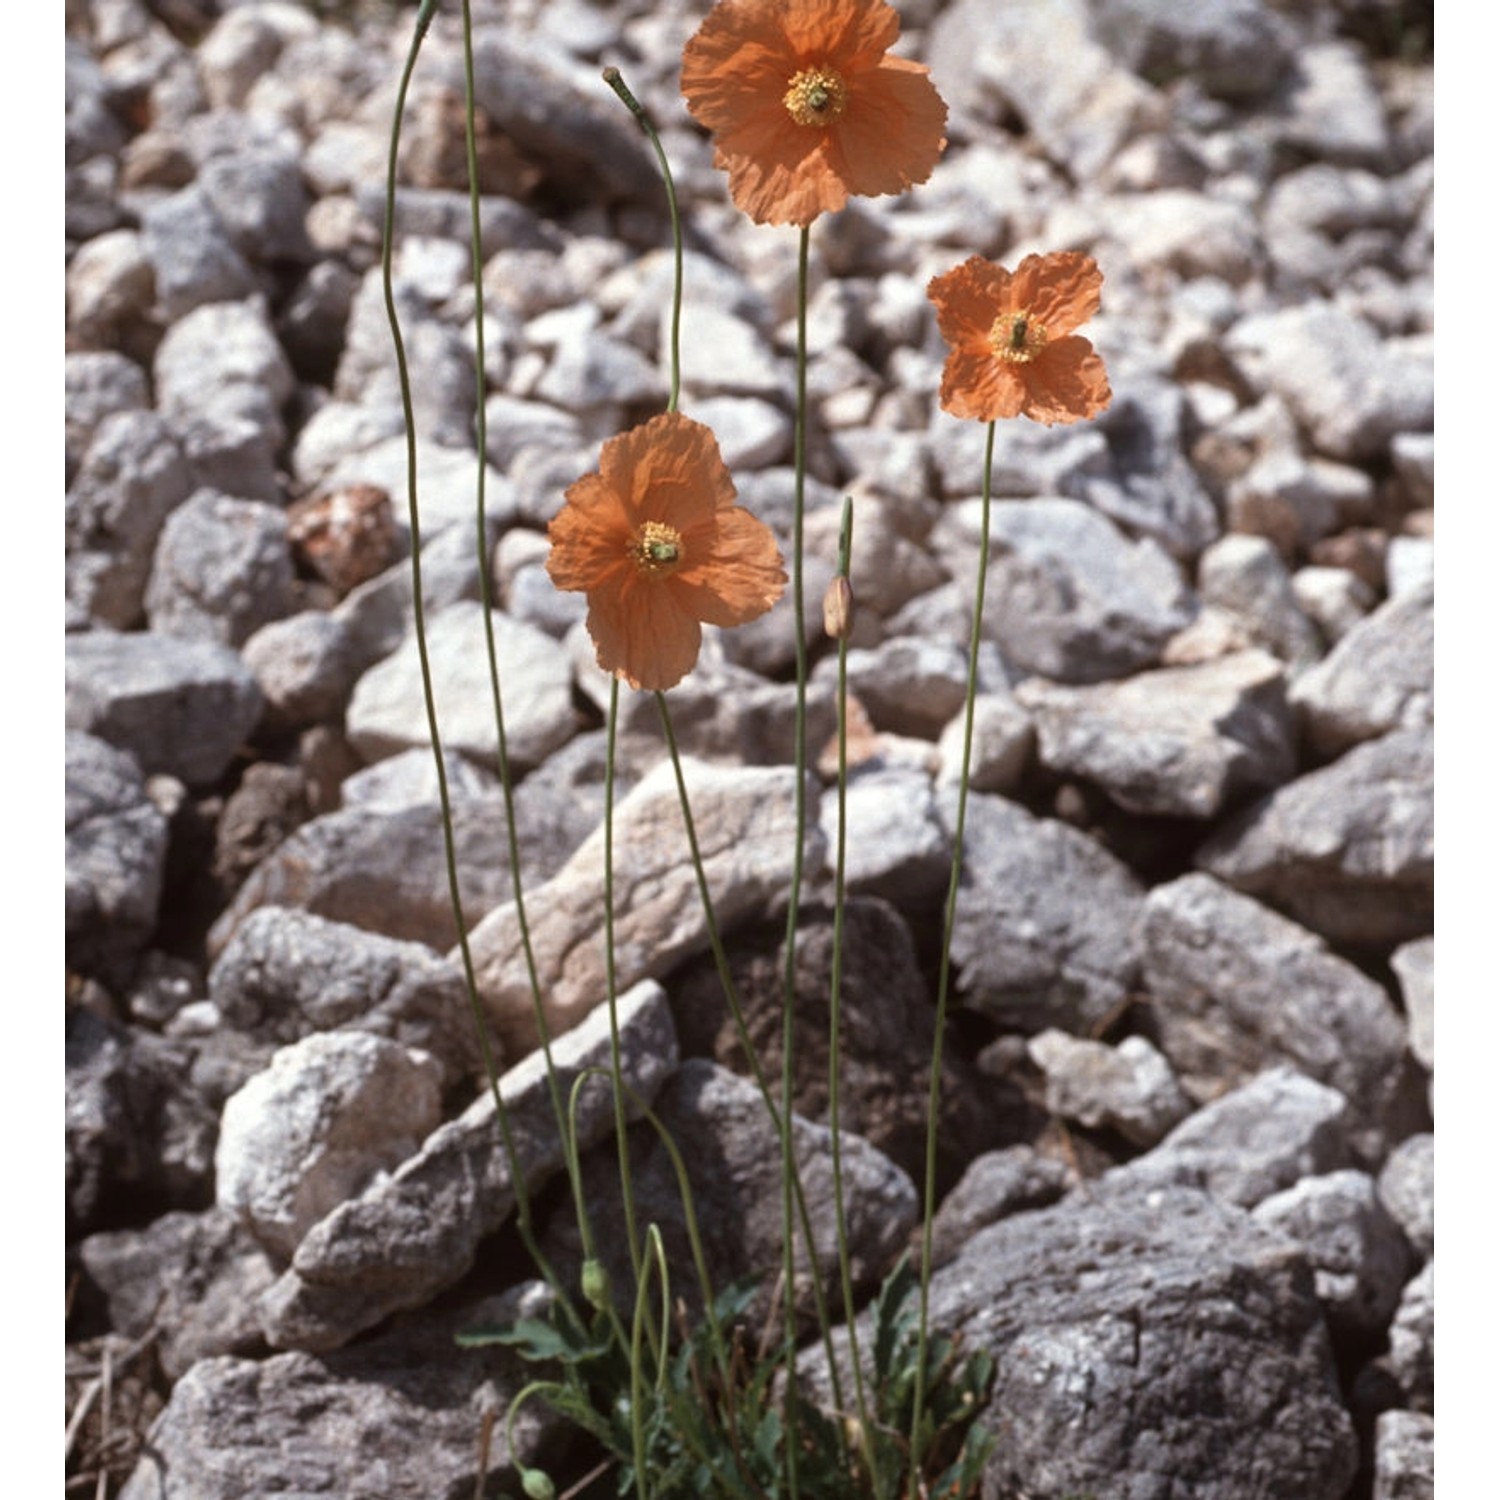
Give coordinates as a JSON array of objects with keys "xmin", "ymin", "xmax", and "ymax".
[
  {"xmin": 581, "ymin": 1258, "xmax": 611, "ymax": 1312},
  {"xmin": 520, "ymin": 1468, "xmax": 556, "ymax": 1500}
]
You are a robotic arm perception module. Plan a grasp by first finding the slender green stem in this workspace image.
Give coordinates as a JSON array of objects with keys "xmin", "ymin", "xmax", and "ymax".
[
  {"xmin": 457, "ymin": 0, "xmax": 592, "ymax": 1275},
  {"xmin": 908, "ymin": 420, "xmax": 998, "ymax": 1491},
  {"xmin": 602, "ymin": 677, "xmax": 644, "ymax": 1291},
  {"xmin": 382, "ymin": 0, "xmax": 575, "ymax": 1330},
  {"xmin": 776, "ymin": 221, "xmax": 815, "ymax": 1500},
  {"xmin": 603, "ymin": 67, "xmax": 683, "ymax": 414},
  {"xmin": 824, "ymin": 496, "xmax": 873, "ymax": 1479},
  {"xmin": 652, "ymin": 695, "xmax": 845, "ymax": 1417}
]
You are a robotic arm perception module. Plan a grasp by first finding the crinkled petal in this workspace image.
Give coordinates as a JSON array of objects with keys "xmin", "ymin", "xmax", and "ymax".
[
  {"xmin": 1012, "ymin": 251, "xmax": 1104, "ymax": 338},
  {"xmin": 546, "ymin": 472, "xmax": 633, "ymax": 593},
  {"xmin": 676, "ymin": 507, "xmax": 787, "ymax": 626},
  {"xmin": 781, "ymin": 0, "xmax": 900, "ymax": 66},
  {"xmin": 928, "ymin": 256, "xmax": 1016, "ymax": 349},
  {"xmin": 826, "ymin": 57, "xmax": 947, "ymax": 201},
  {"xmin": 938, "ymin": 348, "xmax": 1027, "ymax": 422},
  {"xmin": 1018, "ymin": 336, "xmax": 1113, "ymax": 425},
  {"xmin": 585, "ymin": 570, "xmax": 704, "ymax": 693}
]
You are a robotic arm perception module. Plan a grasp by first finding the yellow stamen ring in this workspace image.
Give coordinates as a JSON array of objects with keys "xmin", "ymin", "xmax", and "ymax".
[
  {"xmin": 989, "ymin": 312, "xmax": 1048, "ymax": 364},
  {"xmin": 630, "ymin": 520, "xmax": 685, "ymax": 577},
  {"xmin": 784, "ymin": 67, "xmax": 848, "ymax": 126}
]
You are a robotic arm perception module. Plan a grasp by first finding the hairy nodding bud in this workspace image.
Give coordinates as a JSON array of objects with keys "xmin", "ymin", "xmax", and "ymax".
[
  {"xmin": 521, "ymin": 1468, "xmax": 556, "ymax": 1500},
  {"xmin": 581, "ymin": 1258, "xmax": 612, "ymax": 1312},
  {"xmin": 822, "ymin": 574, "xmax": 854, "ymax": 640}
]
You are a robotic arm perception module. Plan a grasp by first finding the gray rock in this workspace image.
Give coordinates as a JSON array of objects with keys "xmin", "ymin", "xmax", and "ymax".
[
  {"xmin": 1016, "ymin": 649, "xmax": 1297, "ymax": 818},
  {"xmin": 196, "ymin": 3, "xmax": 319, "ymax": 111},
  {"xmin": 810, "ymin": 1183, "xmax": 1357, "ymax": 1500},
  {"xmin": 1252, "ymin": 1170, "xmax": 1412, "ymax": 1338},
  {"xmin": 534, "ymin": 322, "xmax": 665, "ymax": 412},
  {"xmin": 1196, "ymin": 726, "xmax": 1434, "ymax": 949},
  {"xmin": 66, "ymin": 731, "xmax": 168, "ymax": 984},
  {"xmin": 335, "ymin": 272, "xmax": 477, "ymax": 448},
  {"xmin": 175, "ymin": 411, "xmax": 284, "ymax": 507},
  {"xmin": 1102, "ymin": 189, "xmax": 1265, "ymax": 284},
  {"xmin": 79, "ymin": 1208, "xmax": 278, "ymax": 1379},
  {"xmin": 65, "ymin": 351, "xmax": 150, "ymax": 485},
  {"xmin": 928, "ymin": 1145, "xmax": 1071, "ymax": 1267},
  {"xmin": 927, "ymin": 0, "xmax": 1161, "ymax": 178},
  {"xmin": 117, "ymin": 1299, "xmax": 550, "ymax": 1500},
  {"xmin": 65, "ymin": 228, "xmax": 155, "ymax": 349},
  {"xmin": 1225, "ymin": 301, "xmax": 1433, "ymax": 462},
  {"xmin": 1090, "ymin": 0, "xmax": 1293, "ymax": 99},
  {"xmin": 198, "ymin": 144, "xmax": 312, "ymax": 264},
  {"xmin": 259, "ymin": 979, "xmax": 675, "ymax": 1351},
  {"xmin": 217, "ymin": 1031, "xmax": 445, "ymax": 1259},
  {"xmin": 1139, "ymin": 875, "xmax": 1413, "ymax": 1158},
  {"xmin": 209, "ymin": 906, "xmax": 480, "ymax": 1086},
  {"xmin": 929, "ymin": 409, "xmax": 1111, "ymax": 507},
  {"xmin": 466, "ymin": 29, "xmax": 660, "ymax": 205},
  {"xmin": 1275, "ymin": 39, "xmax": 1391, "ymax": 165},
  {"xmin": 550, "ymin": 1059, "xmax": 916, "ymax": 1331},
  {"xmin": 1290, "ymin": 584, "xmax": 1433, "ymax": 756},
  {"xmin": 153, "ymin": 298, "xmax": 296, "ymax": 451},
  {"xmin": 1083, "ymin": 371, "xmax": 1222, "ymax": 559},
  {"xmin": 1027, "ymin": 1030, "xmax": 1192, "ymax": 1146},
  {"xmin": 241, "ymin": 609, "xmax": 361, "ymax": 731},
  {"xmin": 1225, "ymin": 451, "xmax": 1376, "ymax": 554},
  {"xmin": 66, "ymin": 1007, "xmax": 220, "ymax": 1238},
  {"xmin": 1373, "ymin": 1410, "xmax": 1434, "ymax": 1500},
  {"xmin": 345, "ymin": 599, "xmax": 578, "ymax": 774},
  {"xmin": 941, "ymin": 790, "xmax": 1146, "ymax": 1034},
  {"xmin": 338, "ymin": 745, "xmax": 499, "ymax": 810},
  {"xmin": 817, "ymin": 765, "xmax": 949, "ymax": 907},
  {"xmin": 320, "ymin": 433, "xmax": 518, "ymax": 542},
  {"xmin": 206, "ymin": 790, "xmax": 574, "ymax": 959},
  {"xmin": 67, "ymin": 35, "xmax": 127, "ymax": 163},
  {"xmin": 1391, "ymin": 431, "xmax": 1435, "ymax": 510},
  {"xmin": 690, "ymin": 393, "xmax": 793, "ymax": 469},
  {"xmin": 67, "ymin": 410, "xmax": 194, "ymax": 628},
  {"xmin": 1386, "ymin": 535, "xmax": 1433, "ymax": 600},
  {"xmin": 139, "ymin": 185, "xmax": 259, "ymax": 322},
  {"xmin": 1198, "ymin": 535, "xmax": 1325, "ymax": 667},
  {"xmin": 817, "ymin": 634, "xmax": 971, "ymax": 740},
  {"xmin": 934, "ymin": 689, "xmax": 1034, "ymax": 794},
  {"xmin": 1391, "ymin": 936, "xmax": 1433, "ymax": 1072},
  {"xmin": 145, "ymin": 488, "xmax": 295, "ymax": 647},
  {"xmin": 468, "ymin": 759, "xmax": 826, "ymax": 1055},
  {"xmin": 1104, "ymin": 1066, "xmax": 1353, "ymax": 1209},
  {"xmin": 66, "ymin": 630, "xmax": 263, "ymax": 788},
  {"xmin": 935, "ymin": 497, "xmax": 1196, "ymax": 683},
  {"xmin": 1292, "ymin": 564, "xmax": 1376, "ymax": 644},
  {"xmin": 1378, "ymin": 1133, "xmax": 1433, "ymax": 1262},
  {"xmin": 1380, "ymin": 1260, "xmax": 1433, "ymax": 1411},
  {"xmin": 670, "ymin": 302, "xmax": 786, "ymax": 399}
]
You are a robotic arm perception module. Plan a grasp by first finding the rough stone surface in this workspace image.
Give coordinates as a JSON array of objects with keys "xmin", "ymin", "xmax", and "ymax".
[
  {"xmin": 928, "ymin": 1145, "xmax": 1072, "ymax": 1268},
  {"xmin": 145, "ymin": 488, "xmax": 295, "ymax": 648},
  {"xmin": 1016, "ymin": 649, "xmax": 1297, "ymax": 819},
  {"xmin": 1373, "ymin": 1410, "xmax": 1434, "ymax": 1500},
  {"xmin": 1290, "ymin": 584, "xmax": 1433, "ymax": 757},
  {"xmin": 807, "ymin": 1183, "xmax": 1358, "ymax": 1500},
  {"xmin": 468, "ymin": 760, "xmax": 826, "ymax": 1054},
  {"xmin": 259, "ymin": 981, "xmax": 676, "ymax": 1352},
  {"xmin": 1104, "ymin": 1068, "xmax": 1355, "ymax": 1209},
  {"xmin": 1197, "ymin": 727, "xmax": 1434, "ymax": 948},
  {"xmin": 943, "ymin": 790, "xmax": 1146, "ymax": 1034},
  {"xmin": 1377, "ymin": 1133, "xmax": 1434, "ymax": 1263},
  {"xmin": 1252, "ymin": 1170, "xmax": 1412, "ymax": 1338},
  {"xmin": 216, "ymin": 1032, "xmax": 446, "ymax": 1259},
  {"xmin": 345, "ymin": 599, "xmax": 578, "ymax": 772},
  {"xmin": 1139, "ymin": 875, "xmax": 1414, "ymax": 1157},
  {"xmin": 66, "ymin": 731, "xmax": 169, "ymax": 985},
  {"xmin": 66, "ymin": 631, "xmax": 264, "ymax": 789},
  {"xmin": 209, "ymin": 906, "xmax": 479, "ymax": 1085},
  {"xmin": 1027, "ymin": 1029, "xmax": 1193, "ymax": 1146}
]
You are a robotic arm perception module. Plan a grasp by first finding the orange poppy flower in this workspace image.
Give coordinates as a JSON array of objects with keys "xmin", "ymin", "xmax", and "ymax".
[
  {"xmin": 927, "ymin": 252, "xmax": 1113, "ymax": 425},
  {"xmin": 546, "ymin": 412, "xmax": 787, "ymax": 692},
  {"xmin": 681, "ymin": 0, "xmax": 948, "ymax": 227}
]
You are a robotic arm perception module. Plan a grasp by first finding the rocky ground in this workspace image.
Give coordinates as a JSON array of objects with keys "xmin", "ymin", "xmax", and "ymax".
[{"xmin": 65, "ymin": 0, "xmax": 1434, "ymax": 1496}]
